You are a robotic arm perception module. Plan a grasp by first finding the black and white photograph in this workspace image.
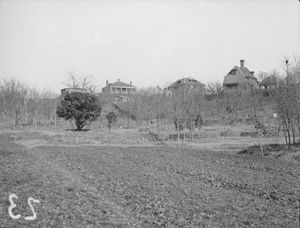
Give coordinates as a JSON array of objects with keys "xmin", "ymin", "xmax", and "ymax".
[{"xmin": 0, "ymin": 0, "xmax": 299, "ymax": 227}]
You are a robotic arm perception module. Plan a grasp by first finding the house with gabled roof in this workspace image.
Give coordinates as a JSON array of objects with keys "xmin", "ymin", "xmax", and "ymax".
[
  {"xmin": 223, "ymin": 60, "xmax": 258, "ymax": 90},
  {"xmin": 102, "ymin": 79, "xmax": 137, "ymax": 102},
  {"xmin": 164, "ymin": 77, "xmax": 206, "ymax": 96}
]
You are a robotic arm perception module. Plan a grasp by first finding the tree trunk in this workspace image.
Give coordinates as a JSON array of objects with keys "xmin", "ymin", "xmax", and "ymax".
[
  {"xmin": 291, "ymin": 119, "xmax": 296, "ymax": 144},
  {"xmin": 286, "ymin": 123, "xmax": 291, "ymax": 148},
  {"xmin": 282, "ymin": 117, "xmax": 288, "ymax": 146},
  {"xmin": 256, "ymin": 127, "xmax": 264, "ymax": 156},
  {"xmin": 11, "ymin": 116, "xmax": 15, "ymax": 130},
  {"xmin": 162, "ymin": 119, "xmax": 165, "ymax": 143},
  {"xmin": 14, "ymin": 108, "xmax": 18, "ymax": 129},
  {"xmin": 285, "ymin": 115, "xmax": 292, "ymax": 148},
  {"xmin": 223, "ymin": 125, "xmax": 226, "ymax": 151},
  {"xmin": 216, "ymin": 96, "xmax": 220, "ymax": 112},
  {"xmin": 34, "ymin": 109, "xmax": 38, "ymax": 131},
  {"xmin": 177, "ymin": 123, "xmax": 180, "ymax": 146},
  {"xmin": 297, "ymin": 114, "xmax": 300, "ymax": 143},
  {"xmin": 190, "ymin": 115, "xmax": 194, "ymax": 142},
  {"xmin": 24, "ymin": 104, "xmax": 28, "ymax": 126},
  {"xmin": 54, "ymin": 109, "xmax": 57, "ymax": 131},
  {"xmin": 76, "ymin": 121, "xmax": 84, "ymax": 131}
]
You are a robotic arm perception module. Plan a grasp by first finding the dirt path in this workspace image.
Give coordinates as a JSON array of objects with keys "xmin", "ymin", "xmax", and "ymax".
[{"xmin": 0, "ymin": 134, "xmax": 142, "ymax": 228}]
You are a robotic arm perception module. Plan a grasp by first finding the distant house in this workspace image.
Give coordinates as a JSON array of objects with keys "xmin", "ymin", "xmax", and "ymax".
[
  {"xmin": 102, "ymin": 79, "xmax": 137, "ymax": 102},
  {"xmin": 223, "ymin": 60, "xmax": 258, "ymax": 90},
  {"xmin": 164, "ymin": 77, "xmax": 206, "ymax": 95},
  {"xmin": 60, "ymin": 87, "xmax": 89, "ymax": 97},
  {"xmin": 259, "ymin": 76, "xmax": 278, "ymax": 89}
]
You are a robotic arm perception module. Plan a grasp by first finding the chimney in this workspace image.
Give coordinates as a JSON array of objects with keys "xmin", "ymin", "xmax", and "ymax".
[
  {"xmin": 106, "ymin": 80, "xmax": 108, "ymax": 86},
  {"xmin": 250, "ymin": 71, "xmax": 255, "ymax": 75},
  {"xmin": 130, "ymin": 81, "xmax": 132, "ymax": 85},
  {"xmin": 117, "ymin": 79, "xmax": 120, "ymax": 82},
  {"xmin": 240, "ymin": 60, "xmax": 245, "ymax": 69}
]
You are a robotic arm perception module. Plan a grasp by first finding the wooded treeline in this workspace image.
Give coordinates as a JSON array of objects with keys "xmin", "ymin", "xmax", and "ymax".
[
  {"xmin": 1, "ymin": 56, "xmax": 300, "ymax": 148},
  {"xmin": 0, "ymin": 78, "xmax": 59, "ymax": 129},
  {"xmin": 114, "ymin": 56, "xmax": 300, "ymax": 147}
]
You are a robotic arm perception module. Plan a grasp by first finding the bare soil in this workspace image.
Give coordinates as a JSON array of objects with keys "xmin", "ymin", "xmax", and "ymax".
[{"xmin": 0, "ymin": 128, "xmax": 300, "ymax": 227}]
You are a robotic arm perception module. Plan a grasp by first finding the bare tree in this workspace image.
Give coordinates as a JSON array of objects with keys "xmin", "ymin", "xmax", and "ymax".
[
  {"xmin": 206, "ymin": 81, "xmax": 223, "ymax": 112},
  {"xmin": 249, "ymin": 89, "xmax": 265, "ymax": 156},
  {"xmin": 62, "ymin": 72, "xmax": 97, "ymax": 93},
  {"xmin": 257, "ymin": 71, "xmax": 269, "ymax": 81},
  {"xmin": 170, "ymin": 88, "xmax": 185, "ymax": 145},
  {"xmin": 0, "ymin": 78, "xmax": 28, "ymax": 129},
  {"xmin": 271, "ymin": 56, "xmax": 300, "ymax": 148},
  {"xmin": 39, "ymin": 89, "xmax": 59, "ymax": 127}
]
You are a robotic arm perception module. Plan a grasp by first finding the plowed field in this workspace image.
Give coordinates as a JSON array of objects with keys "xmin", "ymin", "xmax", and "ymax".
[{"xmin": 0, "ymin": 131, "xmax": 299, "ymax": 227}]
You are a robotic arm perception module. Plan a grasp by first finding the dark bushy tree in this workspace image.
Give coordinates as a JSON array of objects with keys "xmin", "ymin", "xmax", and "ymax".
[
  {"xmin": 174, "ymin": 118, "xmax": 185, "ymax": 131},
  {"xmin": 106, "ymin": 111, "xmax": 117, "ymax": 131},
  {"xmin": 57, "ymin": 92, "xmax": 101, "ymax": 131},
  {"xmin": 187, "ymin": 114, "xmax": 203, "ymax": 130}
]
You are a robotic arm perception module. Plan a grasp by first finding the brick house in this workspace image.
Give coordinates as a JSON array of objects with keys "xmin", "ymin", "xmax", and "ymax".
[{"xmin": 102, "ymin": 79, "xmax": 137, "ymax": 102}]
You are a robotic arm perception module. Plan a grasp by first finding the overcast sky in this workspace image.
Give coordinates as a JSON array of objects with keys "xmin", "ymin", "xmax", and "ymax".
[{"xmin": 0, "ymin": 0, "xmax": 299, "ymax": 93}]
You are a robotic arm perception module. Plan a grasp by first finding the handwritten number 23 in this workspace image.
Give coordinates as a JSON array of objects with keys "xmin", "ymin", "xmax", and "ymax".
[{"xmin": 8, "ymin": 193, "xmax": 40, "ymax": 220}]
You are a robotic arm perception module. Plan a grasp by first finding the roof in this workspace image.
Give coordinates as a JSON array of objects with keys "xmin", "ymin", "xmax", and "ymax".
[
  {"xmin": 61, "ymin": 87, "xmax": 88, "ymax": 91},
  {"xmin": 167, "ymin": 77, "xmax": 205, "ymax": 90},
  {"xmin": 223, "ymin": 65, "xmax": 258, "ymax": 85},
  {"xmin": 109, "ymin": 81, "xmax": 136, "ymax": 88},
  {"xmin": 259, "ymin": 76, "xmax": 277, "ymax": 86},
  {"xmin": 60, "ymin": 88, "xmax": 89, "ymax": 95},
  {"xmin": 242, "ymin": 67, "xmax": 257, "ymax": 80}
]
